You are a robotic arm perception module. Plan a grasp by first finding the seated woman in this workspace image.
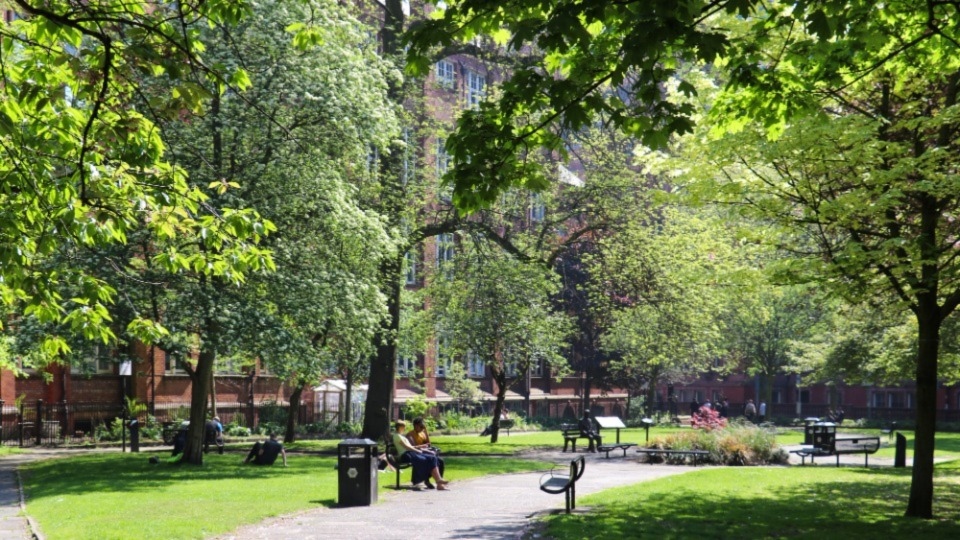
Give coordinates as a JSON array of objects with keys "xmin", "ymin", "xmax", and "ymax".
[
  {"xmin": 393, "ymin": 420, "xmax": 449, "ymax": 490},
  {"xmin": 410, "ymin": 417, "xmax": 444, "ymax": 477}
]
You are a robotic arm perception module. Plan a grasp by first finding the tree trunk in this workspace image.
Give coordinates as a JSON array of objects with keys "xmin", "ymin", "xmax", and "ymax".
[
  {"xmin": 905, "ymin": 303, "xmax": 940, "ymax": 518},
  {"xmin": 209, "ymin": 372, "xmax": 218, "ymax": 419},
  {"xmin": 490, "ymin": 368, "xmax": 507, "ymax": 444},
  {"xmin": 345, "ymin": 368, "xmax": 353, "ymax": 426},
  {"xmin": 285, "ymin": 382, "xmax": 305, "ymax": 443},
  {"xmin": 361, "ymin": 254, "xmax": 402, "ymax": 441},
  {"xmin": 361, "ymin": 0, "xmax": 405, "ymax": 443},
  {"xmin": 181, "ymin": 346, "xmax": 215, "ymax": 465}
]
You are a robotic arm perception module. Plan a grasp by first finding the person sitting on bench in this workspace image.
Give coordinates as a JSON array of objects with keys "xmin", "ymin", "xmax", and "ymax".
[
  {"xmin": 578, "ymin": 411, "xmax": 602, "ymax": 453},
  {"xmin": 244, "ymin": 432, "xmax": 287, "ymax": 466},
  {"xmin": 393, "ymin": 420, "xmax": 449, "ymax": 490}
]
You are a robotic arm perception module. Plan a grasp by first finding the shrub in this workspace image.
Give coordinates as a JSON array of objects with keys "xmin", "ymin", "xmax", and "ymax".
[
  {"xmin": 648, "ymin": 423, "xmax": 787, "ymax": 466},
  {"xmin": 691, "ymin": 406, "xmax": 727, "ymax": 430}
]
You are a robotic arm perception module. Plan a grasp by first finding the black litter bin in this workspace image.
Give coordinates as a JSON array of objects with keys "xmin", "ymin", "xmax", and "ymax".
[
  {"xmin": 338, "ymin": 438, "xmax": 378, "ymax": 507},
  {"xmin": 803, "ymin": 418, "xmax": 821, "ymax": 445},
  {"xmin": 128, "ymin": 419, "xmax": 140, "ymax": 453},
  {"xmin": 810, "ymin": 421, "xmax": 836, "ymax": 451}
]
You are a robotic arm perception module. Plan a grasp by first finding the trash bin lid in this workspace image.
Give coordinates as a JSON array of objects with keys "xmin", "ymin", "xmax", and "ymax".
[{"xmin": 338, "ymin": 438, "xmax": 378, "ymax": 447}]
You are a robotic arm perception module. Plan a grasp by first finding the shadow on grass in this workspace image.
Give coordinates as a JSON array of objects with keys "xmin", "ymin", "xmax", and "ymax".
[{"xmin": 546, "ymin": 467, "xmax": 960, "ymax": 539}]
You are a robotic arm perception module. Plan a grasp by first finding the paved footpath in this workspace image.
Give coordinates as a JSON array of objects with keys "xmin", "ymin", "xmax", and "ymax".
[
  {"xmin": 216, "ymin": 452, "xmax": 692, "ymax": 540},
  {"xmin": 0, "ymin": 453, "xmax": 32, "ymax": 540}
]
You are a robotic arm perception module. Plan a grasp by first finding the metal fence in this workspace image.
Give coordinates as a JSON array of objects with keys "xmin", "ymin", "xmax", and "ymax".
[{"xmin": 0, "ymin": 399, "xmax": 320, "ymax": 447}]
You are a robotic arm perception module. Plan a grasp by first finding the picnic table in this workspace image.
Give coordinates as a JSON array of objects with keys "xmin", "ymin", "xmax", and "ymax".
[{"xmin": 594, "ymin": 416, "xmax": 637, "ymax": 458}]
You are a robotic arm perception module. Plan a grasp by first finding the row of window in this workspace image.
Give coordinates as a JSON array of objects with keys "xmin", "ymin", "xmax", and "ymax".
[
  {"xmin": 434, "ymin": 60, "xmax": 486, "ymax": 107},
  {"xmin": 397, "ymin": 353, "xmax": 545, "ymax": 378}
]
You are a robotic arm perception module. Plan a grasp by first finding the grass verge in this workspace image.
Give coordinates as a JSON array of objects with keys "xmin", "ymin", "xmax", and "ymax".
[{"xmin": 543, "ymin": 462, "xmax": 960, "ymax": 539}]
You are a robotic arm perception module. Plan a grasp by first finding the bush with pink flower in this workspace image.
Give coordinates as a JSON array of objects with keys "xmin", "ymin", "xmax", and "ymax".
[{"xmin": 690, "ymin": 405, "xmax": 727, "ymax": 430}]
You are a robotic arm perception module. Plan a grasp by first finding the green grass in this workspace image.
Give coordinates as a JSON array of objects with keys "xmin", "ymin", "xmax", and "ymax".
[
  {"xmin": 22, "ymin": 451, "xmax": 549, "ymax": 540},
  {"xmin": 543, "ymin": 463, "xmax": 960, "ymax": 539},
  {"xmin": 286, "ymin": 427, "xmax": 684, "ymax": 455}
]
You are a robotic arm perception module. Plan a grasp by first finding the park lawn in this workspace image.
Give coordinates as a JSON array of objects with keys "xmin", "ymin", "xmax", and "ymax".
[
  {"xmin": 284, "ymin": 427, "xmax": 674, "ymax": 457},
  {"xmin": 22, "ymin": 451, "xmax": 549, "ymax": 540},
  {"xmin": 543, "ymin": 462, "xmax": 960, "ymax": 539}
]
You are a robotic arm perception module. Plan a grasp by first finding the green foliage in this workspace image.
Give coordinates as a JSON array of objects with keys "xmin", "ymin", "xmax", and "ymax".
[
  {"xmin": 648, "ymin": 423, "xmax": 786, "ymax": 466},
  {"xmin": 0, "ymin": 1, "xmax": 276, "ymax": 361},
  {"xmin": 403, "ymin": 395, "xmax": 430, "ymax": 420}
]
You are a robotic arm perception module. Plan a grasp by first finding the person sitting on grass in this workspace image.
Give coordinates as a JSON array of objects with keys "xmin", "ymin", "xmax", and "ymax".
[
  {"xmin": 393, "ymin": 420, "xmax": 449, "ymax": 490},
  {"xmin": 243, "ymin": 432, "xmax": 287, "ymax": 467}
]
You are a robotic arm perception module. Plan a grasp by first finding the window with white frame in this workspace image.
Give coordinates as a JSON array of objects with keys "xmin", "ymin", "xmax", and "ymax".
[
  {"xmin": 404, "ymin": 250, "xmax": 418, "ymax": 285},
  {"xmin": 467, "ymin": 350, "xmax": 485, "ymax": 377},
  {"xmin": 82, "ymin": 345, "xmax": 113, "ymax": 374},
  {"xmin": 435, "ymin": 137, "xmax": 451, "ymax": 173},
  {"xmin": 402, "ymin": 127, "xmax": 416, "ymax": 185},
  {"xmin": 467, "ymin": 70, "xmax": 486, "ymax": 106},
  {"xmin": 397, "ymin": 355, "xmax": 416, "ymax": 377},
  {"xmin": 435, "ymin": 60, "xmax": 455, "ymax": 88},
  {"xmin": 504, "ymin": 361, "xmax": 518, "ymax": 377},
  {"xmin": 436, "ymin": 233, "xmax": 455, "ymax": 270},
  {"xmin": 435, "ymin": 336, "xmax": 453, "ymax": 377},
  {"xmin": 529, "ymin": 193, "xmax": 545, "ymax": 222},
  {"xmin": 164, "ymin": 350, "xmax": 187, "ymax": 375},
  {"xmin": 531, "ymin": 357, "xmax": 544, "ymax": 377}
]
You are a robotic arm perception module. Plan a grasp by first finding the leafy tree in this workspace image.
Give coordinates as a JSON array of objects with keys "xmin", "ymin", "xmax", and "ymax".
[
  {"xmin": 424, "ymin": 239, "xmax": 573, "ymax": 442},
  {"xmin": 115, "ymin": 0, "xmax": 395, "ymax": 462},
  {"xmin": 589, "ymin": 206, "xmax": 734, "ymax": 412},
  {"xmin": 656, "ymin": 2, "xmax": 960, "ymax": 514},
  {"xmin": 0, "ymin": 1, "xmax": 272, "ymax": 367}
]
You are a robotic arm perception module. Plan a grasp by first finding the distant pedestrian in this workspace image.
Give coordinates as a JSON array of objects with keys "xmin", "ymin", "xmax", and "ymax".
[
  {"xmin": 718, "ymin": 399, "xmax": 729, "ymax": 418},
  {"xmin": 745, "ymin": 399, "xmax": 757, "ymax": 422},
  {"xmin": 758, "ymin": 401, "xmax": 767, "ymax": 422},
  {"xmin": 689, "ymin": 399, "xmax": 700, "ymax": 416}
]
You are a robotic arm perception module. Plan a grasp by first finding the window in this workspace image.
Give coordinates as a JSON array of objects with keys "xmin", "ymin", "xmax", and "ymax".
[
  {"xmin": 467, "ymin": 350, "xmax": 485, "ymax": 377},
  {"xmin": 799, "ymin": 390, "xmax": 810, "ymax": 404},
  {"xmin": 367, "ymin": 145, "xmax": 379, "ymax": 174},
  {"xmin": 467, "ymin": 70, "xmax": 486, "ymax": 106},
  {"xmin": 529, "ymin": 193, "xmax": 545, "ymax": 222},
  {"xmin": 402, "ymin": 127, "xmax": 416, "ymax": 185},
  {"xmin": 435, "ymin": 60, "xmax": 455, "ymax": 88},
  {"xmin": 397, "ymin": 355, "xmax": 416, "ymax": 377},
  {"xmin": 259, "ymin": 360, "xmax": 273, "ymax": 376},
  {"xmin": 435, "ymin": 336, "xmax": 453, "ymax": 377},
  {"xmin": 436, "ymin": 233, "xmax": 455, "ymax": 269},
  {"xmin": 404, "ymin": 250, "xmax": 418, "ymax": 285},
  {"xmin": 771, "ymin": 390, "xmax": 782, "ymax": 404},
  {"xmin": 531, "ymin": 357, "xmax": 544, "ymax": 377},
  {"xmin": 504, "ymin": 362, "xmax": 518, "ymax": 377},
  {"xmin": 82, "ymin": 345, "xmax": 113, "ymax": 374},
  {"xmin": 165, "ymin": 351, "xmax": 186, "ymax": 375}
]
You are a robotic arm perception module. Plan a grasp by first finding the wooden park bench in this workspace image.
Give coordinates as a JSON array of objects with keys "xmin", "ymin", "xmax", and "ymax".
[
  {"xmin": 636, "ymin": 447, "xmax": 710, "ymax": 466},
  {"xmin": 539, "ymin": 456, "xmax": 586, "ymax": 514},
  {"xmin": 790, "ymin": 435, "xmax": 881, "ymax": 467},
  {"xmin": 383, "ymin": 437, "xmax": 412, "ymax": 488},
  {"xmin": 560, "ymin": 423, "xmax": 589, "ymax": 452}
]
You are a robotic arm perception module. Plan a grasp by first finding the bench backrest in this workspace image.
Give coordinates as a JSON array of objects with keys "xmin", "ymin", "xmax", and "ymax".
[{"xmin": 834, "ymin": 436, "xmax": 880, "ymax": 453}]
